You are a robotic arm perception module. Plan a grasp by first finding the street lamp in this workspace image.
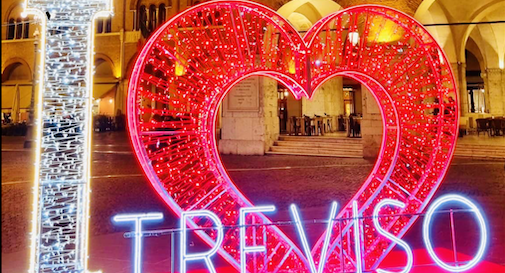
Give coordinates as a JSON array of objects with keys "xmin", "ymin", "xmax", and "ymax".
[{"xmin": 24, "ymin": 28, "xmax": 40, "ymax": 148}]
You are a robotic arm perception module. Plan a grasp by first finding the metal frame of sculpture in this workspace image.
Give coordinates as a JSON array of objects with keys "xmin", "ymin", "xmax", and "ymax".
[{"xmin": 127, "ymin": 1, "xmax": 459, "ymax": 272}]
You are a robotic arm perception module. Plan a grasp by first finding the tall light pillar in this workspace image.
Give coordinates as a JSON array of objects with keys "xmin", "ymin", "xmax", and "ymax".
[{"xmin": 23, "ymin": 0, "xmax": 113, "ymax": 272}]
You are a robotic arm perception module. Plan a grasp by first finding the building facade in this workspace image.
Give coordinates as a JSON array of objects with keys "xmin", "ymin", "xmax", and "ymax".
[{"xmin": 2, "ymin": 0, "xmax": 504, "ymax": 154}]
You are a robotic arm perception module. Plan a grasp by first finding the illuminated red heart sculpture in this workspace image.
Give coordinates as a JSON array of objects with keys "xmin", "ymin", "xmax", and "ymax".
[{"xmin": 127, "ymin": 2, "xmax": 458, "ymax": 272}]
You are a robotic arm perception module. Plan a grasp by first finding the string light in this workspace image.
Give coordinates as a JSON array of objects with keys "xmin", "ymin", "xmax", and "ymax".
[
  {"xmin": 23, "ymin": 0, "xmax": 113, "ymax": 272},
  {"xmin": 127, "ymin": 2, "xmax": 459, "ymax": 272}
]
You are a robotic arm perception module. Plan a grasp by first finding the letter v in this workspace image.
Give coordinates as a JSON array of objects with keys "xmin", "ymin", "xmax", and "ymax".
[{"xmin": 290, "ymin": 202, "xmax": 338, "ymax": 273}]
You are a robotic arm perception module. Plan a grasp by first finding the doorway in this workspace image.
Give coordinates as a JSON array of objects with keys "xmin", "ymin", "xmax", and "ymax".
[{"xmin": 278, "ymin": 84, "xmax": 289, "ymax": 134}]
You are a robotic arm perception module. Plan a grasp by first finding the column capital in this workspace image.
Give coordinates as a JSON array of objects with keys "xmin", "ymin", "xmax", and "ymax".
[
  {"xmin": 451, "ymin": 62, "xmax": 466, "ymax": 68},
  {"xmin": 485, "ymin": 68, "xmax": 503, "ymax": 75}
]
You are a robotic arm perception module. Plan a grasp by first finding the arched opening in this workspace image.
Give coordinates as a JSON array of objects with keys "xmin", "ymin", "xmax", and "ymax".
[
  {"xmin": 462, "ymin": 1, "xmax": 505, "ymax": 117},
  {"xmin": 138, "ymin": 5, "xmax": 147, "ymax": 34},
  {"xmin": 465, "ymin": 49, "xmax": 485, "ymax": 114},
  {"xmin": 15, "ymin": 18, "xmax": 23, "ymax": 39},
  {"xmin": 414, "ymin": 0, "xmax": 457, "ymax": 61},
  {"xmin": 106, "ymin": 16, "xmax": 112, "ymax": 33},
  {"xmin": 149, "ymin": 5, "xmax": 157, "ymax": 33},
  {"xmin": 93, "ymin": 58, "xmax": 118, "ymax": 117},
  {"xmin": 23, "ymin": 18, "xmax": 29, "ymax": 38},
  {"xmin": 1, "ymin": 62, "xmax": 32, "ymax": 123},
  {"xmin": 274, "ymin": 0, "xmax": 370, "ymax": 143},
  {"xmin": 97, "ymin": 15, "xmax": 112, "ymax": 33},
  {"xmin": 159, "ymin": 4, "xmax": 167, "ymax": 25},
  {"xmin": 2, "ymin": 62, "xmax": 31, "ymax": 83},
  {"xmin": 7, "ymin": 18, "xmax": 15, "ymax": 40},
  {"xmin": 278, "ymin": 0, "xmax": 342, "ymax": 33},
  {"xmin": 5, "ymin": 4, "xmax": 32, "ymax": 40},
  {"xmin": 415, "ymin": 0, "xmax": 505, "ymax": 119},
  {"xmin": 96, "ymin": 18, "xmax": 104, "ymax": 33}
]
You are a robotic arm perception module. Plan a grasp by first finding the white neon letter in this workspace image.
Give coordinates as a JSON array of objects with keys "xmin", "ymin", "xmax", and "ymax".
[
  {"xmin": 423, "ymin": 194, "xmax": 488, "ymax": 272},
  {"xmin": 113, "ymin": 212, "xmax": 164, "ymax": 273},
  {"xmin": 239, "ymin": 206, "xmax": 276, "ymax": 273},
  {"xmin": 373, "ymin": 199, "xmax": 413, "ymax": 273},
  {"xmin": 290, "ymin": 202, "xmax": 338, "ymax": 273},
  {"xmin": 353, "ymin": 201, "xmax": 363, "ymax": 273},
  {"xmin": 180, "ymin": 210, "xmax": 224, "ymax": 273}
]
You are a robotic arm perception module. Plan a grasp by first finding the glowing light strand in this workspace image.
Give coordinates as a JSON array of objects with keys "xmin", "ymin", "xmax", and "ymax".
[
  {"xmin": 23, "ymin": 0, "xmax": 112, "ymax": 272},
  {"xmin": 113, "ymin": 213, "xmax": 164, "ymax": 273},
  {"xmin": 423, "ymin": 194, "xmax": 488, "ymax": 272}
]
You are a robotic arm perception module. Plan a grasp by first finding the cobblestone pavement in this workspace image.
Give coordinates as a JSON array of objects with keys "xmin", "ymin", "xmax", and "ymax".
[{"xmin": 2, "ymin": 132, "xmax": 505, "ymax": 269}]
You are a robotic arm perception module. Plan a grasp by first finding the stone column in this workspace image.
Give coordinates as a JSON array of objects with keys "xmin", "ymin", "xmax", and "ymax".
[
  {"xmin": 219, "ymin": 76, "xmax": 279, "ymax": 155},
  {"xmin": 483, "ymin": 68, "xmax": 505, "ymax": 116},
  {"xmin": 302, "ymin": 77, "xmax": 344, "ymax": 117},
  {"xmin": 480, "ymin": 72, "xmax": 491, "ymax": 113},
  {"xmin": 302, "ymin": 88, "xmax": 325, "ymax": 116},
  {"xmin": 452, "ymin": 62, "xmax": 469, "ymax": 116},
  {"xmin": 361, "ymin": 84, "xmax": 382, "ymax": 159},
  {"xmin": 261, "ymin": 78, "xmax": 280, "ymax": 151},
  {"xmin": 114, "ymin": 80, "xmax": 125, "ymax": 115},
  {"xmin": 323, "ymin": 77, "xmax": 344, "ymax": 116}
]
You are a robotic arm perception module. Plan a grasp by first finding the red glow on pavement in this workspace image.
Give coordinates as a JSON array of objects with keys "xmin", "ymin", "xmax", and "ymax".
[
  {"xmin": 172, "ymin": 248, "xmax": 505, "ymax": 273},
  {"xmin": 380, "ymin": 248, "xmax": 505, "ymax": 273}
]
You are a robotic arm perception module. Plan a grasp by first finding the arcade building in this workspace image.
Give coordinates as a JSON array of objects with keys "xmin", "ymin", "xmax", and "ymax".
[{"xmin": 2, "ymin": 0, "xmax": 504, "ymax": 158}]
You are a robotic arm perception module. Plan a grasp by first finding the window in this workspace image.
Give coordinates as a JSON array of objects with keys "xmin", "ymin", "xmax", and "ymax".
[
  {"xmin": 97, "ymin": 18, "xmax": 104, "ymax": 33},
  {"xmin": 159, "ymin": 4, "xmax": 166, "ymax": 25},
  {"xmin": 7, "ymin": 18, "xmax": 15, "ymax": 40},
  {"xmin": 6, "ymin": 6, "xmax": 31, "ymax": 40},
  {"xmin": 149, "ymin": 5, "xmax": 157, "ymax": 32},
  {"xmin": 138, "ymin": 5, "xmax": 147, "ymax": 33},
  {"xmin": 23, "ymin": 19, "xmax": 29, "ymax": 38},
  {"xmin": 15, "ymin": 18, "xmax": 23, "ymax": 39},
  {"xmin": 105, "ymin": 16, "xmax": 112, "ymax": 33},
  {"xmin": 96, "ymin": 16, "xmax": 112, "ymax": 33}
]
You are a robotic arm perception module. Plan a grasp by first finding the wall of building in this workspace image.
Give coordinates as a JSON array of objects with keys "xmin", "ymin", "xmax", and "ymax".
[
  {"xmin": 302, "ymin": 77, "xmax": 344, "ymax": 117},
  {"xmin": 219, "ymin": 76, "xmax": 279, "ymax": 155},
  {"xmin": 360, "ymin": 84, "xmax": 382, "ymax": 159},
  {"xmin": 3, "ymin": 0, "xmax": 504, "ymax": 121},
  {"xmin": 2, "ymin": 0, "xmax": 504, "ymax": 157}
]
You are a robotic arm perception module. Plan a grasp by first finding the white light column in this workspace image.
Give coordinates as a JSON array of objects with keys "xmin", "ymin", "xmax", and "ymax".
[{"xmin": 23, "ymin": 0, "xmax": 112, "ymax": 272}]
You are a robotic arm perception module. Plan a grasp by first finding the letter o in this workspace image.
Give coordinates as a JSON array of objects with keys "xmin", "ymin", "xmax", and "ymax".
[{"xmin": 423, "ymin": 194, "xmax": 488, "ymax": 272}]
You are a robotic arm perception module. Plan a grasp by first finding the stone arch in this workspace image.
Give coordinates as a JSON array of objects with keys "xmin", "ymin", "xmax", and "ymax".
[
  {"xmin": 94, "ymin": 53, "xmax": 117, "ymax": 78},
  {"xmin": 3, "ymin": 2, "xmax": 23, "ymax": 22},
  {"xmin": 467, "ymin": 23, "xmax": 500, "ymax": 69},
  {"xmin": 414, "ymin": 0, "xmax": 457, "ymax": 62},
  {"xmin": 413, "ymin": 0, "xmax": 436, "ymax": 19},
  {"xmin": 277, "ymin": 0, "xmax": 342, "ymax": 31},
  {"xmin": 465, "ymin": 37, "xmax": 486, "ymax": 72},
  {"xmin": 458, "ymin": 0, "xmax": 505, "ymax": 65},
  {"xmin": 2, "ymin": 58, "xmax": 32, "ymax": 82},
  {"xmin": 3, "ymin": 3, "xmax": 32, "ymax": 40}
]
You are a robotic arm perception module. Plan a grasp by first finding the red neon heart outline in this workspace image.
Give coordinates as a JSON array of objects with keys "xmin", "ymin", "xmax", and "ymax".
[{"xmin": 127, "ymin": 1, "xmax": 459, "ymax": 272}]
